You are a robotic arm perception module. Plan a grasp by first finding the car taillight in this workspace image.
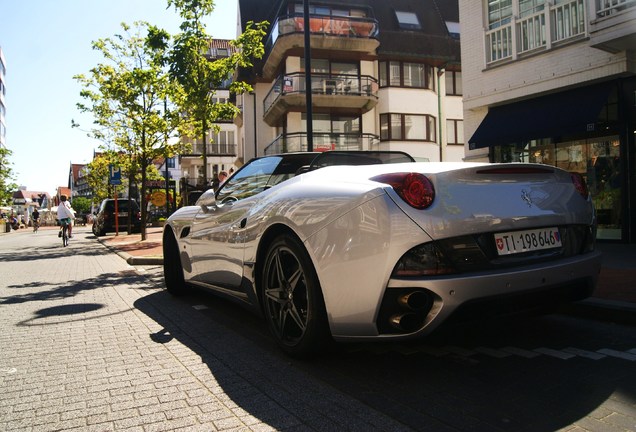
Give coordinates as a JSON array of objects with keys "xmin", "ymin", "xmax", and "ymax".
[
  {"xmin": 372, "ymin": 173, "xmax": 435, "ymax": 209},
  {"xmin": 570, "ymin": 172, "xmax": 589, "ymax": 199}
]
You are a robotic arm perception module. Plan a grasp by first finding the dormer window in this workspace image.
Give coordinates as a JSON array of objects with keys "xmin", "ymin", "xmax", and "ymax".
[{"xmin": 395, "ymin": 11, "xmax": 421, "ymax": 30}]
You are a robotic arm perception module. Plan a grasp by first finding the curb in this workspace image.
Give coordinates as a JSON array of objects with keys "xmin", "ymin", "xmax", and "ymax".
[
  {"xmin": 127, "ymin": 255, "xmax": 163, "ymax": 265},
  {"xmin": 98, "ymin": 238, "xmax": 163, "ymax": 266}
]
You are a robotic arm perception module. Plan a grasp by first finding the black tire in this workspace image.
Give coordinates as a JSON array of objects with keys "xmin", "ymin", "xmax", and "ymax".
[
  {"xmin": 260, "ymin": 234, "xmax": 331, "ymax": 357},
  {"xmin": 163, "ymin": 228, "xmax": 187, "ymax": 296}
]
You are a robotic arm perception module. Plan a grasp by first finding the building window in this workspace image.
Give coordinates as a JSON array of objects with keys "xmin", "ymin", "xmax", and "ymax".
[
  {"xmin": 395, "ymin": 11, "xmax": 421, "ymax": 30},
  {"xmin": 301, "ymin": 114, "xmax": 360, "ymax": 134},
  {"xmin": 445, "ymin": 71, "xmax": 463, "ymax": 96},
  {"xmin": 380, "ymin": 113, "xmax": 436, "ymax": 142},
  {"xmin": 446, "ymin": 119, "xmax": 464, "ymax": 145},
  {"xmin": 518, "ymin": 0, "xmax": 545, "ymax": 17},
  {"xmin": 488, "ymin": 0, "xmax": 513, "ymax": 29},
  {"xmin": 166, "ymin": 157, "xmax": 175, "ymax": 169},
  {"xmin": 292, "ymin": 3, "xmax": 368, "ymax": 18},
  {"xmin": 379, "ymin": 61, "xmax": 434, "ymax": 90},
  {"xmin": 446, "ymin": 21, "xmax": 460, "ymax": 39}
]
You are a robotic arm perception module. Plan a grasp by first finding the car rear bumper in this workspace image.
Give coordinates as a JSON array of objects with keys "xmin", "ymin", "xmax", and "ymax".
[{"xmin": 332, "ymin": 250, "xmax": 602, "ymax": 342}]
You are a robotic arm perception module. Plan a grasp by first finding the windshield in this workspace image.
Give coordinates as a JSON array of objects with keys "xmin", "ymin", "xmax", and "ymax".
[{"xmin": 216, "ymin": 153, "xmax": 317, "ymax": 203}]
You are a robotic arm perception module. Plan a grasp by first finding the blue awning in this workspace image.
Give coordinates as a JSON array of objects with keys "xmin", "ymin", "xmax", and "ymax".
[{"xmin": 468, "ymin": 82, "xmax": 613, "ymax": 150}]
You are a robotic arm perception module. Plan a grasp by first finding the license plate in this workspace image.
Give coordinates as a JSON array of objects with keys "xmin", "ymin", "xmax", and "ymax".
[
  {"xmin": 117, "ymin": 212, "xmax": 128, "ymax": 217},
  {"xmin": 494, "ymin": 227, "xmax": 561, "ymax": 256}
]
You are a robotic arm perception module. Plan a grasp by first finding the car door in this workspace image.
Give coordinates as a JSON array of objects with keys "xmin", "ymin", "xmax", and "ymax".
[
  {"xmin": 189, "ymin": 195, "xmax": 256, "ymax": 290},
  {"xmin": 188, "ymin": 156, "xmax": 286, "ymax": 291}
]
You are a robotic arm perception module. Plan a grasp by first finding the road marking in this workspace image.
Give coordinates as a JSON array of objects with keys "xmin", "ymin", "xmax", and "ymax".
[
  {"xmin": 533, "ymin": 347, "xmax": 576, "ymax": 360},
  {"xmin": 502, "ymin": 346, "xmax": 541, "ymax": 358},
  {"xmin": 562, "ymin": 347, "xmax": 606, "ymax": 360},
  {"xmin": 597, "ymin": 349, "xmax": 636, "ymax": 361},
  {"xmin": 475, "ymin": 346, "xmax": 511, "ymax": 358},
  {"xmin": 0, "ymin": 367, "xmax": 17, "ymax": 374},
  {"xmin": 193, "ymin": 305, "xmax": 208, "ymax": 310}
]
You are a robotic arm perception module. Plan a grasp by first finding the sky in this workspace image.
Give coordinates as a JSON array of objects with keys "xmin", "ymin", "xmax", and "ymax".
[{"xmin": 1, "ymin": 0, "xmax": 239, "ymax": 194}]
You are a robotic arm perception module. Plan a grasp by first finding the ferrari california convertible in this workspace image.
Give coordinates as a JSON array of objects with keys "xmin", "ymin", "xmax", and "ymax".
[{"xmin": 163, "ymin": 151, "xmax": 602, "ymax": 356}]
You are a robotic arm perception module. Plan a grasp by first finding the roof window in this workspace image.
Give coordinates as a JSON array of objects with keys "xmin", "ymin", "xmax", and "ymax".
[{"xmin": 395, "ymin": 11, "xmax": 421, "ymax": 30}]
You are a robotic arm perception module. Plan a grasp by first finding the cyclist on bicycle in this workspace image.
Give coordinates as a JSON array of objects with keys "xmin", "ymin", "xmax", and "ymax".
[
  {"xmin": 57, "ymin": 195, "xmax": 75, "ymax": 238},
  {"xmin": 32, "ymin": 208, "xmax": 40, "ymax": 232}
]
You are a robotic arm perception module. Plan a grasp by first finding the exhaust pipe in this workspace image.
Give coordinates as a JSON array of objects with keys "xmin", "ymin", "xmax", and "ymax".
[
  {"xmin": 389, "ymin": 313, "xmax": 422, "ymax": 333},
  {"xmin": 398, "ymin": 291, "xmax": 431, "ymax": 311}
]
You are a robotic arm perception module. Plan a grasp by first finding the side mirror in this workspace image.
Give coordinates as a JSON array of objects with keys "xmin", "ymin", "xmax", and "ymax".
[{"xmin": 197, "ymin": 189, "xmax": 217, "ymax": 212}]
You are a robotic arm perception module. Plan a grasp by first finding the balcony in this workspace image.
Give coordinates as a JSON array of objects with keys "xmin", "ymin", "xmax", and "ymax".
[
  {"xmin": 485, "ymin": 0, "xmax": 588, "ymax": 65},
  {"xmin": 264, "ymin": 132, "xmax": 379, "ymax": 155},
  {"xmin": 180, "ymin": 143, "xmax": 238, "ymax": 157},
  {"xmin": 263, "ymin": 73, "xmax": 379, "ymax": 126},
  {"xmin": 589, "ymin": 0, "xmax": 636, "ymax": 53},
  {"xmin": 262, "ymin": 13, "xmax": 379, "ymax": 80}
]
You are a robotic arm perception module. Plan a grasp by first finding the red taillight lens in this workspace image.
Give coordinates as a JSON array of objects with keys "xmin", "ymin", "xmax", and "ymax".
[
  {"xmin": 372, "ymin": 173, "xmax": 435, "ymax": 209},
  {"xmin": 570, "ymin": 172, "xmax": 589, "ymax": 199}
]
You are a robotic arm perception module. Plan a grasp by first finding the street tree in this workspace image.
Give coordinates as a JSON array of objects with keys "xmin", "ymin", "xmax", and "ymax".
[
  {"xmin": 166, "ymin": 0, "xmax": 267, "ymax": 184},
  {"xmin": 74, "ymin": 21, "xmax": 184, "ymax": 240},
  {"xmin": 0, "ymin": 146, "xmax": 18, "ymax": 207}
]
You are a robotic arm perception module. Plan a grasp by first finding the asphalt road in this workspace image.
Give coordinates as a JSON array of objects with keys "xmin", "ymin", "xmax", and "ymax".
[{"xmin": 1, "ymin": 226, "xmax": 635, "ymax": 431}]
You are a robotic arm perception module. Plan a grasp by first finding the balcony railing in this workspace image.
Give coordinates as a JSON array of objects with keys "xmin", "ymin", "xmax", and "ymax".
[
  {"xmin": 262, "ymin": 13, "xmax": 379, "ymax": 80},
  {"xmin": 263, "ymin": 73, "xmax": 379, "ymax": 114},
  {"xmin": 266, "ymin": 13, "xmax": 379, "ymax": 51},
  {"xmin": 486, "ymin": 0, "xmax": 586, "ymax": 65},
  {"xmin": 180, "ymin": 143, "xmax": 237, "ymax": 157},
  {"xmin": 264, "ymin": 132, "xmax": 379, "ymax": 155},
  {"xmin": 597, "ymin": 0, "xmax": 636, "ymax": 17}
]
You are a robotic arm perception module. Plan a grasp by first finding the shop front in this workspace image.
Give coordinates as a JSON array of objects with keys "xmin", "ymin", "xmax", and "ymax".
[{"xmin": 469, "ymin": 78, "xmax": 636, "ymax": 242}]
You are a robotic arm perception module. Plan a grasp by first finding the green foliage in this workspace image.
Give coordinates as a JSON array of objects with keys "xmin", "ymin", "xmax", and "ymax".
[
  {"xmin": 71, "ymin": 196, "xmax": 92, "ymax": 215},
  {"xmin": 167, "ymin": 0, "xmax": 267, "ymax": 181},
  {"xmin": 0, "ymin": 147, "xmax": 18, "ymax": 206},
  {"xmin": 74, "ymin": 21, "xmax": 185, "ymax": 239}
]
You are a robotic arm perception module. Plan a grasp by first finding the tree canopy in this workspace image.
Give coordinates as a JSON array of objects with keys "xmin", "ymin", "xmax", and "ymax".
[{"xmin": 0, "ymin": 146, "xmax": 18, "ymax": 207}]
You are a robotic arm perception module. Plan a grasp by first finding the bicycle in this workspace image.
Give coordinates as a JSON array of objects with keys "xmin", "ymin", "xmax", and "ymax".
[
  {"xmin": 60, "ymin": 221, "xmax": 70, "ymax": 247},
  {"xmin": 33, "ymin": 219, "xmax": 40, "ymax": 233}
]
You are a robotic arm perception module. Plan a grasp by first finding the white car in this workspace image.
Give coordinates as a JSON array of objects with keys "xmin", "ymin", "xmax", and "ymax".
[{"xmin": 163, "ymin": 151, "xmax": 602, "ymax": 356}]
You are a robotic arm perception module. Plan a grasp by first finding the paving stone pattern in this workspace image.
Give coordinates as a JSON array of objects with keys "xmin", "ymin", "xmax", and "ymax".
[{"xmin": 0, "ymin": 228, "xmax": 409, "ymax": 432}]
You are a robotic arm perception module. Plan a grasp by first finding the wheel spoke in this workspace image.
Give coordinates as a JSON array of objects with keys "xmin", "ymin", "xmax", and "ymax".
[{"xmin": 286, "ymin": 304, "xmax": 306, "ymax": 332}]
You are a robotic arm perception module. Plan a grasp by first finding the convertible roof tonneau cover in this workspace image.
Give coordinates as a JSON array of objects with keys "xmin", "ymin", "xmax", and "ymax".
[{"xmin": 291, "ymin": 151, "xmax": 416, "ymax": 175}]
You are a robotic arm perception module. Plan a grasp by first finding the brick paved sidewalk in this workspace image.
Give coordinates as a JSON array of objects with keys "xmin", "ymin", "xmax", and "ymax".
[{"xmin": 0, "ymin": 226, "xmax": 410, "ymax": 431}]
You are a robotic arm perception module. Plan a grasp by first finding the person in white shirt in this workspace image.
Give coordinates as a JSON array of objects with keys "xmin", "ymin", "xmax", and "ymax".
[{"xmin": 57, "ymin": 194, "xmax": 75, "ymax": 238}]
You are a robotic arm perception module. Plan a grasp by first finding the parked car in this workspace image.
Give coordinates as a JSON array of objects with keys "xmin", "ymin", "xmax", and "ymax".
[
  {"xmin": 162, "ymin": 151, "xmax": 602, "ymax": 357},
  {"xmin": 92, "ymin": 198, "xmax": 142, "ymax": 236}
]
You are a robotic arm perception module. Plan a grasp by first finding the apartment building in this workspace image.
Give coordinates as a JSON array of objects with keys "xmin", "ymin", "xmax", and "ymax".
[
  {"xmin": 460, "ymin": 0, "xmax": 636, "ymax": 242},
  {"xmin": 234, "ymin": 0, "xmax": 463, "ymax": 164},
  {"xmin": 179, "ymin": 39, "xmax": 241, "ymax": 198},
  {"xmin": 0, "ymin": 46, "xmax": 6, "ymax": 151}
]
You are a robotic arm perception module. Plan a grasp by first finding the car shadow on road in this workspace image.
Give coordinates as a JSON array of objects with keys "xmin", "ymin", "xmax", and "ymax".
[{"xmin": 133, "ymin": 287, "xmax": 636, "ymax": 432}]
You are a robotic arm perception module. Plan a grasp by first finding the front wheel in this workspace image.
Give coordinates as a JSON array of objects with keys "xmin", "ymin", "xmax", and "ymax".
[{"xmin": 260, "ymin": 234, "xmax": 331, "ymax": 357}]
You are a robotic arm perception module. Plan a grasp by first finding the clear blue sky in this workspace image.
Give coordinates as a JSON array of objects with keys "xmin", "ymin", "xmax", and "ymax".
[{"xmin": 1, "ymin": 0, "xmax": 238, "ymax": 194}]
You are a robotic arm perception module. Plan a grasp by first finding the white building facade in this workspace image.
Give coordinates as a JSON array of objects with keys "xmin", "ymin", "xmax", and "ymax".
[
  {"xmin": 460, "ymin": 0, "xmax": 636, "ymax": 242},
  {"xmin": 234, "ymin": 0, "xmax": 464, "ymax": 164}
]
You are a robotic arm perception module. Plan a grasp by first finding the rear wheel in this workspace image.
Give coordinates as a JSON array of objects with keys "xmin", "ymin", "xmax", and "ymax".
[
  {"xmin": 261, "ymin": 234, "xmax": 331, "ymax": 357},
  {"xmin": 163, "ymin": 228, "xmax": 187, "ymax": 295}
]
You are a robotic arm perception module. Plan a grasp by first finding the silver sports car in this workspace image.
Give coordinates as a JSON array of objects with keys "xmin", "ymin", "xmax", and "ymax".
[{"xmin": 163, "ymin": 151, "xmax": 602, "ymax": 356}]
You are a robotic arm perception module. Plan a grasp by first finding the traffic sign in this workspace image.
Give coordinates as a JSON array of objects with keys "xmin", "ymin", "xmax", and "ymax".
[{"xmin": 109, "ymin": 165, "xmax": 122, "ymax": 185}]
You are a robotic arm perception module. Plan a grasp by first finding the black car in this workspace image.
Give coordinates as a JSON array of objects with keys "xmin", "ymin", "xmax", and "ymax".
[{"xmin": 92, "ymin": 198, "xmax": 142, "ymax": 236}]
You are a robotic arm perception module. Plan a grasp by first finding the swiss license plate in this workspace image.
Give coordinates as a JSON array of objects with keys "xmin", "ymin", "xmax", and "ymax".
[{"xmin": 494, "ymin": 227, "xmax": 561, "ymax": 256}]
